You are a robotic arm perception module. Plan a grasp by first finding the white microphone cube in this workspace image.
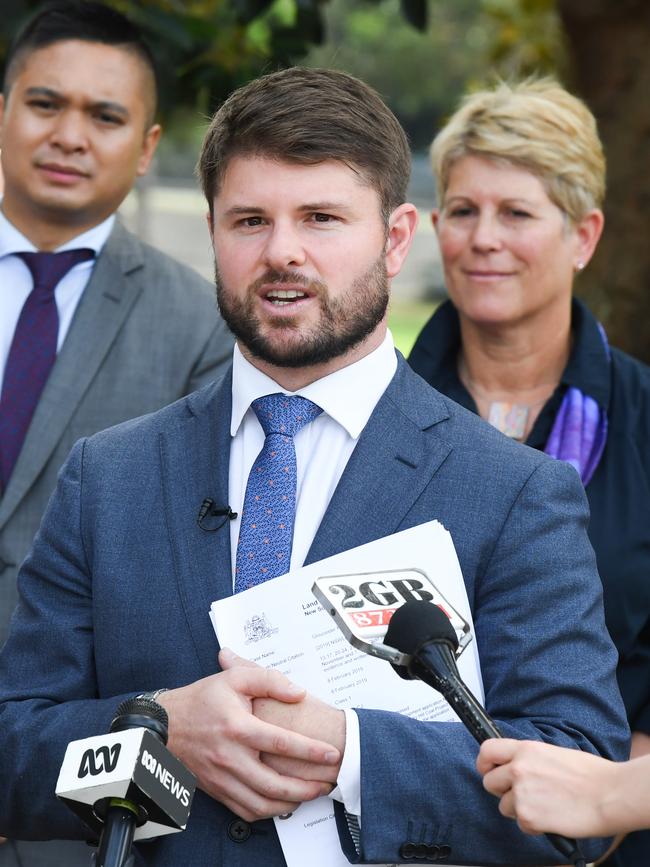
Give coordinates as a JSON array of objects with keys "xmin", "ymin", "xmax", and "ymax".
[{"xmin": 56, "ymin": 727, "xmax": 195, "ymax": 840}]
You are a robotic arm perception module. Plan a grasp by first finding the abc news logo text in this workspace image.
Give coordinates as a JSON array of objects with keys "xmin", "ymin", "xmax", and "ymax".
[
  {"xmin": 78, "ymin": 744, "xmax": 121, "ymax": 777},
  {"xmin": 78, "ymin": 744, "xmax": 191, "ymax": 807}
]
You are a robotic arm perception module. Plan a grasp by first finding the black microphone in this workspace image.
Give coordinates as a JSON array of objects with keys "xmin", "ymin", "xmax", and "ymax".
[
  {"xmin": 56, "ymin": 697, "xmax": 196, "ymax": 867},
  {"xmin": 94, "ymin": 699, "xmax": 168, "ymax": 867},
  {"xmin": 384, "ymin": 601, "xmax": 586, "ymax": 867},
  {"xmin": 197, "ymin": 497, "xmax": 238, "ymax": 531}
]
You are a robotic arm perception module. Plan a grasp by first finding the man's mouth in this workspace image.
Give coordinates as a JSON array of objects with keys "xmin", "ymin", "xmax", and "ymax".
[
  {"xmin": 37, "ymin": 162, "xmax": 89, "ymax": 183},
  {"xmin": 265, "ymin": 288, "xmax": 308, "ymax": 306}
]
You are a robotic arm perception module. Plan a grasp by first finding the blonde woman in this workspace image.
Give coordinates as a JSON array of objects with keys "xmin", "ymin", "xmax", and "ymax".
[{"xmin": 409, "ymin": 80, "xmax": 650, "ymax": 867}]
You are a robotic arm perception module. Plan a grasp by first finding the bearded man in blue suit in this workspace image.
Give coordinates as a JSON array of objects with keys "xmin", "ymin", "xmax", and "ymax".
[{"xmin": 0, "ymin": 67, "xmax": 629, "ymax": 866}]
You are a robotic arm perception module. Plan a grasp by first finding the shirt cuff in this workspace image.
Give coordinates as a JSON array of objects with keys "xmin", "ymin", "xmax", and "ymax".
[{"xmin": 328, "ymin": 708, "xmax": 361, "ymax": 817}]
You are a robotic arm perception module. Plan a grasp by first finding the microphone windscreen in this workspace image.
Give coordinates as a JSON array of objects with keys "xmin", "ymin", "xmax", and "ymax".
[
  {"xmin": 115, "ymin": 696, "xmax": 169, "ymax": 726},
  {"xmin": 110, "ymin": 697, "xmax": 169, "ymax": 744},
  {"xmin": 385, "ymin": 600, "xmax": 459, "ymax": 654}
]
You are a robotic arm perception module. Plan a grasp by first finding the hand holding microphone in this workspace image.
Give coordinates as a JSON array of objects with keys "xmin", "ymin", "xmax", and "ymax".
[
  {"xmin": 383, "ymin": 601, "xmax": 587, "ymax": 867},
  {"xmin": 478, "ymin": 738, "xmax": 650, "ymax": 840}
]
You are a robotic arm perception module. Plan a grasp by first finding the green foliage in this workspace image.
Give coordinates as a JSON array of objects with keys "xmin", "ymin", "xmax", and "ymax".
[
  {"xmin": 480, "ymin": 0, "xmax": 566, "ymax": 77},
  {"xmin": 300, "ymin": 0, "xmax": 490, "ymax": 148}
]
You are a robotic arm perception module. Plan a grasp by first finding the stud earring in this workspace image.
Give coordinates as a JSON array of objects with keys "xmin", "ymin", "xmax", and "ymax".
[{"xmin": 576, "ymin": 261, "xmax": 585, "ymax": 272}]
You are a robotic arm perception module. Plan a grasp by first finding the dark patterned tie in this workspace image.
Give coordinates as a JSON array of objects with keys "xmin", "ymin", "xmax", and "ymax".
[
  {"xmin": 234, "ymin": 393, "xmax": 323, "ymax": 593},
  {"xmin": 0, "ymin": 248, "xmax": 95, "ymax": 489}
]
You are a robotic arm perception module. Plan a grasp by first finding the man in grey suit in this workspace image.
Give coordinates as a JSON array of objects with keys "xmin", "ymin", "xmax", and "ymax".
[
  {"xmin": 0, "ymin": 67, "xmax": 629, "ymax": 865},
  {"xmin": 0, "ymin": 3, "xmax": 232, "ymax": 863},
  {"xmin": 0, "ymin": 0, "xmax": 233, "ymax": 646}
]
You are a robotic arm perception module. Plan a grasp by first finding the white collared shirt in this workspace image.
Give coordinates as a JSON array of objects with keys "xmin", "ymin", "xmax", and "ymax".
[
  {"xmin": 228, "ymin": 332, "xmax": 397, "ymax": 577},
  {"xmin": 0, "ymin": 207, "xmax": 115, "ymax": 393},
  {"xmin": 228, "ymin": 332, "xmax": 398, "ymax": 817}
]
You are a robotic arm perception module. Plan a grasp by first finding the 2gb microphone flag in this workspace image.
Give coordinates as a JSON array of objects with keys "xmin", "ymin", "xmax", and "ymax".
[{"xmin": 312, "ymin": 567, "xmax": 472, "ymax": 665}]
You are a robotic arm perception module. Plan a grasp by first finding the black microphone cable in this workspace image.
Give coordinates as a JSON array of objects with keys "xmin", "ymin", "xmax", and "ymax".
[{"xmin": 385, "ymin": 601, "xmax": 587, "ymax": 867}]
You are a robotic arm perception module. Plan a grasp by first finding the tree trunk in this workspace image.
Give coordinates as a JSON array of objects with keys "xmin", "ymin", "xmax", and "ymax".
[{"xmin": 558, "ymin": 0, "xmax": 650, "ymax": 363}]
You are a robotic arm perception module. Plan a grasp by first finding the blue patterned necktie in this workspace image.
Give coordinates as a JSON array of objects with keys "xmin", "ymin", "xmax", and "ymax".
[
  {"xmin": 235, "ymin": 393, "xmax": 323, "ymax": 593},
  {"xmin": 0, "ymin": 248, "xmax": 94, "ymax": 490}
]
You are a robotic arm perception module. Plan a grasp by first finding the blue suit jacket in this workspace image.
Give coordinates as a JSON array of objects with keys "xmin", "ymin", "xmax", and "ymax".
[{"xmin": 0, "ymin": 357, "xmax": 629, "ymax": 866}]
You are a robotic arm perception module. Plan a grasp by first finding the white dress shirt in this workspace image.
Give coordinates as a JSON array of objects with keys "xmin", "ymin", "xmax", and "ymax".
[
  {"xmin": 228, "ymin": 333, "xmax": 398, "ymax": 817},
  {"xmin": 0, "ymin": 208, "xmax": 115, "ymax": 393}
]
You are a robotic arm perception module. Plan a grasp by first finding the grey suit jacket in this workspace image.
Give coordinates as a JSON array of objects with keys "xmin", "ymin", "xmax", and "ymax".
[
  {"xmin": 0, "ymin": 219, "xmax": 233, "ymax": 645},
  {"xmin": 0, "ymin": 358, "xmax": 629, "ymax": 865}
]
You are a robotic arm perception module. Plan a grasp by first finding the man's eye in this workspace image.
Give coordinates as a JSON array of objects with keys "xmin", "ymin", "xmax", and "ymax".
[
  {"xmin": 240, "ymin": 217, "xmax": 264, "ymax": 227},
  {"xmin": 312, "ymin": 213, "xmax": 335, "ymax": 223},
  {"xmin": 447, "ymin": 206, "xmax": 474, "ymax": 218},
  {"xmin": 96, "ymin": 112, "xmax": 123, "ymax": 126},
  {"xmin": 28, "ymin": 99, "xmax": 56, "ymax": 111}
]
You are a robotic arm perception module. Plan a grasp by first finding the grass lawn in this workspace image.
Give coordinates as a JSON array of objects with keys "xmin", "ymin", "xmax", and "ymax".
[{"xmin": 388, "ymin": 298, "xmax": 439, "ymax": 357}]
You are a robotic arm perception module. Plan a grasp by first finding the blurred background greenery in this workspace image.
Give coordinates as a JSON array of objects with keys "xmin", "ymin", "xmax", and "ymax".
[{"xmin": 2, "ymin": 0, "xmax": 650, "ymax": 360}]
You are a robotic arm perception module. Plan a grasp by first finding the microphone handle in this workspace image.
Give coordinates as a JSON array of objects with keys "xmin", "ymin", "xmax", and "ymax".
[
  {"xmin": 94, "ymin": 800, "xmax": 138, "ymax": 867},
  {"xmin": 411, "ymin": 655, "xmax": 501, "ymax": 740},
  {"xmin": 411, "ymin": 652, "xmax": 586, "ymax": 867}
]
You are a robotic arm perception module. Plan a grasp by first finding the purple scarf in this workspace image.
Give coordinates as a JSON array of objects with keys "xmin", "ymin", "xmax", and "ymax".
[{"xmin": 544, "ymin": 324, "xmax": 609, "ymax": 486}]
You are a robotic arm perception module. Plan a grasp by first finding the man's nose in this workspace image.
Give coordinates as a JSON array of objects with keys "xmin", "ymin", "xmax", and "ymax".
[
  {"xmin": 49, "ymin": 110, "xmax": 89, "ymax": 152},
  {"xmin": 263, "ymin": 222, "xmax": 307, "ymax": 270}
]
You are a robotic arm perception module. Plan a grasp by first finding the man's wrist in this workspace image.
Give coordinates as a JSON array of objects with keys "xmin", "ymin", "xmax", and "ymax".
[{"xmin": 136, "ymin": 688, "xmax": 169, "ymax": 704}]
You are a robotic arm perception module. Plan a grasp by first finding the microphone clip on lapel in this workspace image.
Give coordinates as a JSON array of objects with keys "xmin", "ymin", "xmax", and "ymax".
[{"xmin": 197, "ymin": 498, "xmax": 238, "ymax": 532}]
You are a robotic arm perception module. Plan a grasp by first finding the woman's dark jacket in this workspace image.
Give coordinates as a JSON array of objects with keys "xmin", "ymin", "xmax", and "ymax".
[{"xmin": 409, "ymin": 297, "xmax": 650, "ymax": 866}]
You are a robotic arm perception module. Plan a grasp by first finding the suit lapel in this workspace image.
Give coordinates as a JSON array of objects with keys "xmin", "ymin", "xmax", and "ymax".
[
  {"xmin": 306, "ymin": 358, "xmax": 452, "ymax": 564},
  {"xmin": 159, "ymin": 372, "xmax": 233, "ymax": 676},
  {"xmin": 0, "ymin": 223, "xmax": 145, "ymax": 529},
  {"xmin": 158, "ymin": 358, "xmax": 452, "ymax": 671}
]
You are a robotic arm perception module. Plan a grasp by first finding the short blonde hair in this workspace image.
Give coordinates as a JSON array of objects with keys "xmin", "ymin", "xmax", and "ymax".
[{"xmin": 431, "ymin": 78, "xmax": 605, "ymax": 223}]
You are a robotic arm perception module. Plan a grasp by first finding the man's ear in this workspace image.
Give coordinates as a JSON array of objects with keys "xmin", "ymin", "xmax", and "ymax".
[
  {"xmin": 385, "ymin": 203, "xmax": 419, "ymax": 279},
  {"xmin": 136, "ymin": 123, "xmax": 162, "ymax": 177}
]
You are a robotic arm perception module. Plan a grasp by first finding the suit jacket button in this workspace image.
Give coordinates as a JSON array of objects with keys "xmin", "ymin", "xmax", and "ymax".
[
  {"xmin": 426, "ymin": 844, "xmax": 440, "ymax": 860},
  {"xmin": 438, "ymin": 844, "xmax": 451, "ymax": 859},
  {"xmin": 227, "ymin": 819, "xmax": 252, "ymax": 842},
  {"xmin": 414, "ymin": 843, "xmax": 429, "ymax": 859},
  {"xmin": 399, "ymin": 842, "xmax": 416, "ymax": 859}
]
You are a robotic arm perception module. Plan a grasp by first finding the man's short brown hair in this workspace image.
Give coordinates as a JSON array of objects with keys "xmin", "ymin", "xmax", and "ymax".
[{"xmin": 198, "ymin": 66, "xmax": 411, "ymax": 222}]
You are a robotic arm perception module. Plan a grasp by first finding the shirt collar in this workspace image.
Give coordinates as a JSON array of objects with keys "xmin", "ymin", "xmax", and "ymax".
[
  {"xmin": 230, "ymin": 331, "xmax": 398, "ymax": 439},
  {"xmin": 0, "ymin": 204, "xmax": 115, "ymax": 258},
  {"xmin": 561, "ymin": 297, "xmax": 611, "ymax": 409}
]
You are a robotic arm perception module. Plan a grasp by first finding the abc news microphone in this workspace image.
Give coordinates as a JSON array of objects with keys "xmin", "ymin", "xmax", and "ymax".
[
  {"xmin": 312, "ymin": 572, "xmax": 586, "ymax": 867},
  {"xmin": 56, "ymin": 696, "xmax": 196, "ymax": 867}
]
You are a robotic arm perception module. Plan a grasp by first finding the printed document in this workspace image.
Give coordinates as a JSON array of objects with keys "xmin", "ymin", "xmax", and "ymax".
[{"xmin": 210, "ymin": 521, "xmax": 482, "ymax": 867}]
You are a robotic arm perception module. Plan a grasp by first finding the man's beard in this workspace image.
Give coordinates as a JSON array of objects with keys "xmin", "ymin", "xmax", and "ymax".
[{"xmin": 214, "ymin": 257, "xmax": 389, "ymax": 368}]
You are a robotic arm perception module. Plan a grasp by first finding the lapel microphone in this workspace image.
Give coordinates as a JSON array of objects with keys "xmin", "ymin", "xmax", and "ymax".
[{"xmin": 197, "ymin": 498, "xmax": 238, "ymax": 532}]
